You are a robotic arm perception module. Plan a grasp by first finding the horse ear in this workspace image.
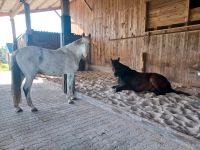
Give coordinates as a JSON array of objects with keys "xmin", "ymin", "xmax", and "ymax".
[
  {"xmin": 82, "ymin": 33, "xmax": 85, "ymax": 37},
  {"xmin": 117, "ymin": 57, "xmax": 120, "ymax": 61},
  {"xmin": 88, "ymin": 33, "xmax": 91, "ymax": 38}
]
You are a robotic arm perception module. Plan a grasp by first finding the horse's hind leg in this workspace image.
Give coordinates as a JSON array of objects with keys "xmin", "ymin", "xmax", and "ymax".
[
  {"xmin": 13, "ymin": 76, "xmax": 24, "ymax": 113},
  {"xmin": 23, "ymin": 77, "xmax": 38, "ymax": 112},
  {"xmin": 66, "ymin": 73, "xmax": 75, "ymax": 104},
  {"xmin": 151, "ymin": 89, "xmax": 163, "ymax": 95},
  {"xmin": 149, "ymin": 77, "xmax": 166, "ymax": 95}
]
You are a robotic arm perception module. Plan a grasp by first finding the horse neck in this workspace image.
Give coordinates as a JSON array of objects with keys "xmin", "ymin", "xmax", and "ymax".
[
  {"xmin": 118, "ymin": 63, "xmax": 137, "ymax": 76},
  {"xmin": 63, "ymin": 42, "xmax": 85, "ymax": 61}
]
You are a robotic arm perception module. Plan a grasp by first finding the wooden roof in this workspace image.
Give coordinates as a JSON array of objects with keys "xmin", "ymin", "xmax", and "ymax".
[{"xmin": 0, "ymin": 0, "xmax": 63, "ymax": 17}]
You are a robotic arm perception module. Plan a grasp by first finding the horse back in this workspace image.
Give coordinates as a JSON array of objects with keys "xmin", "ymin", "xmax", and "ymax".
[
  {"xmin": 123, "ymin": 72, "xmax": 171, "ymax": 92},
  {"xmin": 14, "ymin": 46, "xmax": 42, "ymax": 74},
  {"xmin": 15, "ymin": 46, "xmax": 61, "ymax": 76},
  {"xmin": 120, "ymin": 72, "xmax": 151, "ymax": 91}
]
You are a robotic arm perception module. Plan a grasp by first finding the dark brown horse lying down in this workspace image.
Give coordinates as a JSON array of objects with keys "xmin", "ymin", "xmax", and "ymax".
[{"xmin": 111, "ymin": 58, "xmax": 190, "ymax": 96}]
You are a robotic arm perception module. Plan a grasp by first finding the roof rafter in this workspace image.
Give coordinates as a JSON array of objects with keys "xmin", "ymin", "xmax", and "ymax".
[
  {"xmin": 10, "ymin": 1, "xmax": 23, "ymax": 17},
  {"xmin": 0, "ymin": 12, "xmax": 10, "ymax": 16},
  {"xmin": 51, "ymin": 0, "xmax": 60, "ymax": 8},
  {"xmin": 0, "ymin": 0, "xmax": 5, "ymax": 9},
  {"xmin": 0, "ymin": 0, "xmax": 63, "ymax": 17},
  {"xmin": 35, "ymin": 0, "xmax": 49, "ymax": 9}
]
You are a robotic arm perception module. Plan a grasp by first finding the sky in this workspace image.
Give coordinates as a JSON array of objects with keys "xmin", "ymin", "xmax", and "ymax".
[{"xmin": 0, "ymin": 10, "xmax": 61, "ymax": 47}]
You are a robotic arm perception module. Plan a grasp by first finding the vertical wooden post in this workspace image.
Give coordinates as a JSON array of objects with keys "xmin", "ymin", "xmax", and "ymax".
[
  {"xmin": 185, "ymin": 0, "xmax": 190, "ymax": 26},
  {"xmin": 142, "ymin": 52, "xmax": 147, "ymax": 73},
  {"xmin": 21, "ymin": 1, "xmax": 32, "ymax": 46},
  {"xmin": 60, "ymin": 0, "xmax": 72, "ymax": 94},
  {"xmin": 60, "ymin": 0, "xmax": 71, "ymax": 46},
  {"xmin": 10, "ymin": 17, "xmax": 18, "ymax": 51}
]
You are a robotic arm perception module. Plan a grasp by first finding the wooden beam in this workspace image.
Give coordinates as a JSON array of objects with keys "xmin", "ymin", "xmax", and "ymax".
[
  {"xmin": 10, "ymin": 0, "xmax": 34, "ymax": 17},
  {"xmin": 0, "ymin": 12, "xmax": 10, "ymax": 16},
  {"xmin": 190, "ymin": 7, "xmax": 200, "ymax": 22},
  {"xmin": 60, "ymin": 0, "xmax": 72, "ymax": 94},
  {"xmin": 13, "ymin": 7, "xmax": 60, "ymax": 15},
  {"xmin": 60, "ymin": 0, "xmax": 71, "ymax": 42},
  {"xmin": 24, "ymin": 2, "xmax": 32, "ymax": 34},
  {"xmin": 109, "ymin": 24, "xmax": 200, "ymax": 41},
  {"xmin": 18, "ymin": 1, "xmax": 32, "ymax": 46},
  {"xmin": 10, "ymin": 17, "xmax": 18, "ymax": 50},
  {"xmin": 51, "ymin": 0, "xmax": 60, "ymax": 7},
  {"xmin": 38, "ymin": 0, "xmax": 59, "ymax": 9},
  {"xmin": 82, "ymin": 0, "xmax": 92, "ymax": 12},
  {"xmin": 185, "ymin": 0, "xmax": 190, "ymax": 25},
  {"xmin": 29, "ymin": 7, "xmax": 60, "ymax": 13},
  {"xmin": 61, "ymin": 0, "xmax": 70, "ymax": 16},
  {"xmin": 28, "ymin": 0, "xmax": 45, "ymax": 10},
  {"xmin": 54, "ymin": 10, "xmax": 61, "ymax": 17},
  {"xmin": 10, "ymin": 1, "xmax": 23, "ymax": 17},
  {"xmin": 141, "ymin": 52, "xmax": 147, "ymax": 72},
  {"xmin": 36, "ymin": 0, "xmax": 50, "ymax": 9},
  {"xmin": 10, "ymin": 17, "xmax": 16, "ymax": 42},
  {"xmin": 0, "ymin": 0, "xmax": 5, "ymax": 9}
]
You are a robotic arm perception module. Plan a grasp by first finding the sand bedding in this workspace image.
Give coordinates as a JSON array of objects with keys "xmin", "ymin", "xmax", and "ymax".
[{"xmin": 39, "ymin": 71, "xmax": 200, "ymax": 140}]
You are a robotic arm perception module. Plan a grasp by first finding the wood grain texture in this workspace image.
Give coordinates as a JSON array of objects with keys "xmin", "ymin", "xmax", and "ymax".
[{"xmin": 70, "ymin": 0, "xmax": 200, "ymax": 86}]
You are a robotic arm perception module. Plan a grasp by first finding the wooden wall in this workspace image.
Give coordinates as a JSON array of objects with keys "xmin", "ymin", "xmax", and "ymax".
[
  {"xmin": 147, "ymin": 0, "xmax": 188, "ymax": 29},
  {"xmin": 70, "ymin": 0, "xmax": 200, "ymax": 86}
]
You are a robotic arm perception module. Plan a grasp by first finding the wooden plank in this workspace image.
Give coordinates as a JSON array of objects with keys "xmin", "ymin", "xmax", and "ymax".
[
  {"xmin": 10, "ymin": 1, "xmax": 23, "ymax": 16},
  {"xmin": 190, "ymin": 7, "xmax": 200, "ymax": 22},
  {"xmin": 29, "ymin": 0, "xmax": 47, "ymax": 10},
  {"xmin": 36, "ymin": 0, "xmax": 51, "ymax": 9},
  {"xmin": 2, "ymin": 0, "xmax": 18, "ymax": 11},
  {"xmin": 24, "ymin": 2, "xmax": 32, "ymax": 35},
  {"xmin": 10, "ymin": 17, "xmax": 17, "ymax": 50},
  {"xmin": 51, "ymin": 0, "xmax": 60, "ymax": 8},
  {"xmin": 185, "ymin": 0, "xmax": 190, "ymax": 25},
  {"xmin": 82, "ymin": 0, "xmax": 92, "ymax": 12},
  {"xmin": 69, "ymin": 0, "xmax": 200, "ymax": 86},
  {"xmin": 0, "ymin": 12, "xmax": 10, "ymax": 16},
  {"xmin": 38, "ymin": 0, "xmax": 58, "ymax": 9},
  {"xmin": 0, "ymin": 0, "xmax": 5, "ymax": 9},
  {"xmin": 147, "ymin": 0, "xmax": 187, "ymax": 29}
]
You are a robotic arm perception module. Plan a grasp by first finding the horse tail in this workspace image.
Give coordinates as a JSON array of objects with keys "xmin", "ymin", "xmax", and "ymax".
[
  {"xmin": 170, "ymin": 89, "xmax": 190, "ymax": 96},
  {"xmin": 11, "ymin": 54, "xmax": 24, "ymax": 107}
]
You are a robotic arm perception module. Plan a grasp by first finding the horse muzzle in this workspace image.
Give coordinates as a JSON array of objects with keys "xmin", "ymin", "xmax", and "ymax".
[
  {"xmin": 81, "ymin": 55, "xmax": 87, "ymax": 60},
  {"xmin": 112, "ymin": 68, "xmax": 118, "ymax": 77},
  {"xmin": 114, "ymin": 72, "xmax": 118, "ymax": 77}
]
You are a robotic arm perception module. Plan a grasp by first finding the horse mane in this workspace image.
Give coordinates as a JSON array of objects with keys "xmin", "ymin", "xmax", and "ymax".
[
  {"xmin": 57, "ymin": 38, "xmax": 83, "ymax": 54},
  {"xmin": 58, "ymin": 35, "xmax": 90, "ymax": 58},
  {"xmin": 70, "ymin": 38, "xmax": 82, "ymax": 45}
]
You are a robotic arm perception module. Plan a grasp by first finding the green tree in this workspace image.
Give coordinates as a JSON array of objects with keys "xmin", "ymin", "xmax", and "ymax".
[{"xmin": 0, "ymin": 47, "xmax": 7, "ymax": 64}]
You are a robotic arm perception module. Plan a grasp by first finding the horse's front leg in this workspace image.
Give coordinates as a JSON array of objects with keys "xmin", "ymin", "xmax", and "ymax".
[
  {"xmin": 112, "ymin": 84, "xmax": 120, "ymax": 89},
  {"xmin": 66, "ymin": 73, "xmax": 75, "ymax": 104},
  {"xmin": 115, "ymin": 84, "xmax": 129, "ymax": 92},
  {"xmin": 112, "ymin": 78, "xmax": 125, "ymax": 89}
]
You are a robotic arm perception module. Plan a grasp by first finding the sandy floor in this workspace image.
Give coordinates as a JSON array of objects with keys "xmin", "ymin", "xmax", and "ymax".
[{"xmin": 39, "ymin": 71, "xmax": 200, "ymax": 140}]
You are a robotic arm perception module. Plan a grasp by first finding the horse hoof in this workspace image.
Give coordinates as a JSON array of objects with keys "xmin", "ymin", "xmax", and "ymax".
[
  {"xmin": 115, "ymin": 89, "xmax": 121, "ymax": 92},
  {"xmin": 15, "ymin": 107, "xmax": 23, "ymax": 113},
  {"xmin": 70, "ymin": 96, "xmax": 76, "ymax": 100},
  {"xmin": 68, "ymin": 100, "xmax": 74, "ymax": 104},
  {"xmin": 31, "ymin": 107, "xmax": 38, "ymax": 112},
  {"xmin": 115, "ymin": 88, "xmax": 119, "ymax": 92}
]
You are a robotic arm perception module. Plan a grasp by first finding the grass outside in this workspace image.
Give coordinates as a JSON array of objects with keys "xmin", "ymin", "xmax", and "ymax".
[{"xmin": 0, "ymin": 63, "xmax": 9, "ymax": 71}]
